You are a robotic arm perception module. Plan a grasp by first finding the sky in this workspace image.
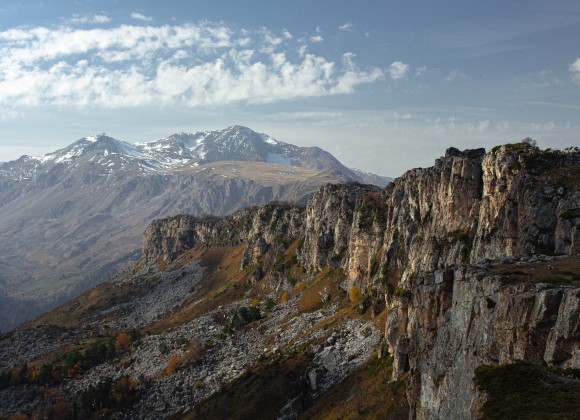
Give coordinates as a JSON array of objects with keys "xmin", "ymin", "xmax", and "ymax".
[{"xmin": 0, "ymin": 0, "xmax": 579, "ymax": 176}]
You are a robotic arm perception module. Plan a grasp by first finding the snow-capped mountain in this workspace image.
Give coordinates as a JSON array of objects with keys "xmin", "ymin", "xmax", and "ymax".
[
  {"xmin": 0, "ymin": 126, "xmax": 390, "ymax": 332},
  {"xmin": 1, "ymin": 126, "xmax": 376, "ymax": 182}
]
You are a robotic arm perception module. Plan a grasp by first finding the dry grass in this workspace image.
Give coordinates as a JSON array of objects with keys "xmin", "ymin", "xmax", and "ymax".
[
  {"xmin": 299, "ymin": 356, "xmax": 409, "ymax": 419},
  {"xmin": 489, "ymin": 255, "xmax": 580, "ymax": 286},
  {"xmin": 297, "ymin": 269, "xmax": 346, "ymax": 313},
  {"xmin": 546, "ymin": 163, "xmax": 580, "ymax": 189}
]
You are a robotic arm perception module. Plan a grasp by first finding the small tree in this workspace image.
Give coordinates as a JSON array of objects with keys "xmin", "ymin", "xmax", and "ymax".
[
  {"xmin": 114, "ymin": 332, "xmax": 131, "ymax": 355},
  {"xmin": 522, "ymin": 137, "xmax": 537, "ymax": 147},
  {"xmin": 111, "ymin": 375, "xmax": 139, "ymax": 404}
]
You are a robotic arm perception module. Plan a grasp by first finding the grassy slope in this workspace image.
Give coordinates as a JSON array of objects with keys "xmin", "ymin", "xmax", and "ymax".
[{"xmin": 474, "ymin": 361, "xmax": 580, "ymax": 420}]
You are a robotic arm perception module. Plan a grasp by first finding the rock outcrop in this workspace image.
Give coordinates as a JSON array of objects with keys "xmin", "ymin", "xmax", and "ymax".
[
  {"xmin": 142, "ymin": 203, "xmax": 305, "ymax": 270},
  {"xmin": 296, "ymin": 144, "xmax": 579, "ymax": 289}
]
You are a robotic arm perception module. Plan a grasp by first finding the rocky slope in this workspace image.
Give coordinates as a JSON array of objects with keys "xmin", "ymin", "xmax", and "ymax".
[
  {"xmin": 0, "ymin": 126, "xmax": 390, "ymax": 332},
  {"xmin": 0, "ymin": 141, "xmax": 578, "ymax": 419}
]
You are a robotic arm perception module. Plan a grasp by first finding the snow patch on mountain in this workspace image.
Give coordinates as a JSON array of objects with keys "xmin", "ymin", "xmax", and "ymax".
[{"xmin": 264, "ymin": 136, "xmax": 278, "ymax": 145}]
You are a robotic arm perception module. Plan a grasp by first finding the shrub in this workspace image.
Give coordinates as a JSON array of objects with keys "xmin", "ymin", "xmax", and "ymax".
[
  {"xmin": 280, "ymin": 291, "xmax": 289, "ymax": 303},
  {"xmin": 223, "ymin": 306, "xmax": 263, "ymax": 333},
  {"xmin": 158, "ymin": 342, "xmax": 169, "ymax": 354},
  {"xmin": 128, "ymin": 329, "xmax": 141, "ymax": 344},
  {"xmin": 349, "ymin": 286, "xmax": 362, "ymax": 303},
  {"xmin": 79, "ymin": 378, "xmax": 113, "ymax": 410},
  {"xmin": 165, "ymin": 353, "xmax": 183, "ymax": 376},
  {"xmin": 394, "ymin": 287, "xmax": 412, "ymax": 299},
  {"xmin": 0, "ymin": 370, "xmax": 12, "ymax": 390},
  {"xmin": 111, "ymin": 376, "xmax": 139, "ymax": 405},
  {"xmin": 263, "ymin": 298, "xmax": 276, "ymax": 313},
  {"xmin": 114, "ymin": 332, "xmax": 131, "ymax": 354}
]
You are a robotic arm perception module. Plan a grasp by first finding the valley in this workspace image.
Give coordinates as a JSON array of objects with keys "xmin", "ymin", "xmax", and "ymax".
[{"xmin": 0, "ymin": 127, "xmax": 390, "ymax": 332}]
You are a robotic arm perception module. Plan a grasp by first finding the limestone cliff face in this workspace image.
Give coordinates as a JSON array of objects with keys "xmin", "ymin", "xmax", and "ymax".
[
  {"xmin": 141, "ymin": 143, "xmax": 579, "ymax": 419},
  {"xmin": 299, "ymin": 183, "xmax": 385, "ymax": 276},
  {"xmin": 297, "ymin": 144, "xmax": 579, "ymax": 289},
  {"xmin": 385, "ymin": 263, "xmax": 580, "ymax": 419},
  {"xmin": 142, "ymin": 203, "xmax": 305, "ymax": 269}
]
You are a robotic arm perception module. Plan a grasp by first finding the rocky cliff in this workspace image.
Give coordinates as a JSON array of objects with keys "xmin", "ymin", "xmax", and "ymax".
[
  {"xmin": 142, "ymin": 142, "xmax": 579, "ymax": 418},
  {"xmin": 387, "ymin": 258, "xmax": 579, "ymax": 419},
  {"xmin": 297, "ymin": 144, "xmax": 579, "ymax": 288}
]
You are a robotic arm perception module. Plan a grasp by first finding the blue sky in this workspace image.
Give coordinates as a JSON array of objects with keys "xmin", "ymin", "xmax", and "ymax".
[{"xmin": 0, "ymin": 0, "xmax": 579, "ymax": 175}]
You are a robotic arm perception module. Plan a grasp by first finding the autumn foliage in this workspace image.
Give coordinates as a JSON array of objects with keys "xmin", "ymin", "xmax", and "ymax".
[{"xmin": 165, "ymin": 353, "xmax": 183, "ymax": 376}]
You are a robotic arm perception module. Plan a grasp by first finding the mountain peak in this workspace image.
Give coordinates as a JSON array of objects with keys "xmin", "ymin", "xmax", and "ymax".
[{"xmin": 2, "ymin": 127, "xmax": 387, "ymax": 185}]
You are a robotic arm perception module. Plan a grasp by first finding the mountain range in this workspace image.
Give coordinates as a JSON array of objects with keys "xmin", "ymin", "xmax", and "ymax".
[
  {"xmin": 0, "ymin": 142, "xmax": 577, "ymax": 419},
  {"xmin": 0, "ymin": 126, "xmax": 391, "ymax": 332}
]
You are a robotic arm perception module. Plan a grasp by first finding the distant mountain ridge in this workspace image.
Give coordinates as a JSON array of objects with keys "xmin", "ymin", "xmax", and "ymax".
[
  {"xmin": 2, "ymin": 126, "xmax": 390, "ymax": 184},
  {"xmin": 0, "ymin": 126, "xmax": 390, "ymax": 332}
]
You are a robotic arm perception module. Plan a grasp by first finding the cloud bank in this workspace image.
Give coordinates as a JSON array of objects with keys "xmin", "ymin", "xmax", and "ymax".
[{"xmin": 0, "ymin": 22, "xmax": 382, "ymax": 109}]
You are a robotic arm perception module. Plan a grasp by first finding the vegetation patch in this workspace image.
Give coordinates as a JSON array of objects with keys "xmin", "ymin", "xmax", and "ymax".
[
  {"xmin": 357, "ymin": 191, "xmax": 389, "ymax": 229},
  {"xmin": 474, "ymin": 361, "xmax": 580, "ymax": 419},
  {"xmin": 0, "ymin": 330, "xmax": 141, "ymax": 390}
]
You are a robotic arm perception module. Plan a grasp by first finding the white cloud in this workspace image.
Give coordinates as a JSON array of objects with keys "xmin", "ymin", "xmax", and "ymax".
[
  {"xmin": 446, "ymin": 68, "xmax": 466, "ymax": 82},
  {"xmin": 569, "ymin": 58, "xmax": 580, "ymax": 84},
  {"xmin": 339, "ymin": 23, "xmax": 353, "ymax": 31},
  {"xmin": 70, "ymin": 14, "xmax": 111, "ymax": 24},
  {"xmin": 518, "ymin": 70, "xmax": 563, "ymax": 89},
  {"xmin": 393, "ymin": 112, "xmax": 417, "ymax": 120},
  {"xmin": 260, "ymin": 29, "xmax": 283, "ymax": 53},
  {"xmin": 476, "ymin": 120, "xmax": 490, "ymax": 132},
  {"xmin": 0, "ymin": 108, "xmax": 18, "ymax": 121},
  {"xmin": 0, "ymin": 23, "xmax": 382, "ymax": 109},
  {"xmin": 282, "ymin": 30, "xmax": 292, "ymax": 40},
  {"xmin": 530, "ymin": 121, "xmax": 556, "ymax": 132},
  {"xmin": 0, "ymin": 23, "xmax": 237, "ymax": 66},
  {"xmin": 342, "ymin": 52, "xmax": 357, "ymax": 70},
  {"xmin": 388, "ymin": 61, "xmax": 409, "ymax": 80},
  {"xmin": 131, "ymin": 12, "xmax": 153, "ymax": 22},
  {"xmin": 310, "ymin": 35, "xmax": 324, "ymax": 43},
  {"xmin": 414, "ymin": 65, "xmax": 427, "ymax": 76}
]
